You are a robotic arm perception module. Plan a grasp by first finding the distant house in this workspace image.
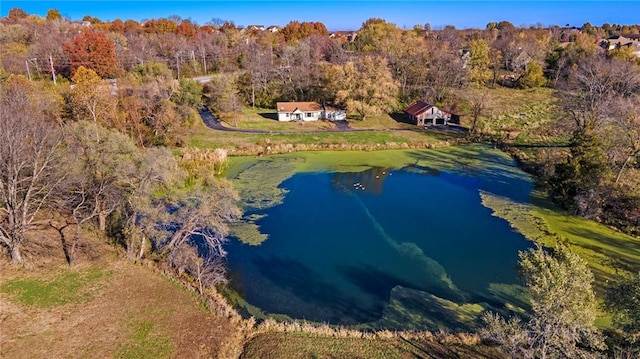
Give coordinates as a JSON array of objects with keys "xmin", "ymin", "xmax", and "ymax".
[
  {"xmin": 276, "ymin": 101, "xmax": 346, "ymax": 122},
  {"xmin": 404, "ymin": 100, "xmax": 456, "ymax": 126},
  {"xmin": 266, "ymin": 25, "xmax": 281, "ymax": 33},
  {"xmin": 601, "ymin": 36, "xmax": 640, "ymax": 57},
  {"xmin": 246, "ymin": 25, "xmax": 265, "ymax": 31},
  {"xmin": 329, "ymin": 31, "xmax": 358, "ymax": 43}
]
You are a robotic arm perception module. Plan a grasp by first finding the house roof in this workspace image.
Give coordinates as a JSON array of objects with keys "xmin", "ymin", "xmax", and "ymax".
[
  {"xmin": 277, "ymin": 102, "xmax": 324, "ymax": 113},
  {"xmin": 404, "ymin": 100, "xmax": 434, "ymax": 116}
]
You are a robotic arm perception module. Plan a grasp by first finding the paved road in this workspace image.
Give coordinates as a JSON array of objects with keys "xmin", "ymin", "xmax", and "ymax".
[{"xmin": 198, "ymin": 107, "xmax": 269, "ymax": 133}]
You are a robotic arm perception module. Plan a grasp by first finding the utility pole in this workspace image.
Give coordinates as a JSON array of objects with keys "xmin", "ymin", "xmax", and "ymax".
[
  {"xmin": 25, "ymin": 61, "xmax": 31, "ymax": 81},
  {"xmin": 49, "ymin": 54, "xmax": 56, "ymax": 85},
  {"xmin": 176, "ymin": 52, "xmax": 181, "ymax": 79},
  {"xmin": 201, "ymin": 48, "xmax": 207, "ymax": 74}
]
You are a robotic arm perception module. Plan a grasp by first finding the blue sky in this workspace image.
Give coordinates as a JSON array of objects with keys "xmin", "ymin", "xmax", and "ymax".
[{"xmin": 2, "ymin": 1, "xmax": 639, "ymax": 31}]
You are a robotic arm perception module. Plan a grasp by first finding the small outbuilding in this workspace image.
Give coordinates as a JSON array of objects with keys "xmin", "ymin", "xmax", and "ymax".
[{"xmin": 404, "ymin": 100, "xmax": 454, "ymax": 126}]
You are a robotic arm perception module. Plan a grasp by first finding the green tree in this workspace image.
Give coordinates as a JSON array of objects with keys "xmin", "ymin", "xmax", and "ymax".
[
  {"xmin": 171, "ymin": 78, "xmax": 203, "ymax": 108},
  {"xmin": 203, "ymin": 74, "xmax": 242, "ymax": 125},
  {"xmin": 606, "ymin": 272, "xmax": 640, "ymax": 334},
  {"xmin": 550, "ymin": 129, "xmax": 609, "ymax": 215},
  {"xmin": 483, "ymin": 245, "xmax": 604, "ymax": 358},
  {"xmin": 518, "ymin": 61, "xmax": 547, "ymax": 88},
  {"xmin": 53, "ymin": 122, "xmax": 141, "ymax": 265}
]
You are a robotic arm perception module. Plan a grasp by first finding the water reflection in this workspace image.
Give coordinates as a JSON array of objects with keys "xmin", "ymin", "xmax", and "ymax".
[
  {"xmin": 331, "ymin": 164, "xmax": 440, "ymax": 195},
  {"xmin": 332, "ymin": 167, "xmax": 391, "ymax": 195}
]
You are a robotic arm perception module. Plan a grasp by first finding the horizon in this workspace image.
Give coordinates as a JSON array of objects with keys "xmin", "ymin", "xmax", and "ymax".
[{"xmin": 3, "ymin": 1, "xmax": 640, "ymax": 31}]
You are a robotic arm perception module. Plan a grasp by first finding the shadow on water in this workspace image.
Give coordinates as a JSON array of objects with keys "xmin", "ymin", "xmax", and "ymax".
[
  {"xmin": 404, "ymin": 145, "xmax": 533, "ymax": 203},
  {"xmin": 252, "ymin": 256, "xmax": 380, "ymax": 324},
  {"xmin": 337, "ymin": 264, "xmax": 416, "ymax": 301}
]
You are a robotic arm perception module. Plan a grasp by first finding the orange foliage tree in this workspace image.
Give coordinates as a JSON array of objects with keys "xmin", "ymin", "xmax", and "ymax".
[
  {"xmin": 63, "ymin": 29, "xmax": 119, "ymax": 78},
  {"xmin": 281, "ymin": 21, "xmax": 328, "ymax": 43}
]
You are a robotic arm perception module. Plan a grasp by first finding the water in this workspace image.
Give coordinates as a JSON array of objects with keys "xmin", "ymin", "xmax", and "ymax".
[{"xmin": 226, "ymin": 155, "xmax": 534, "ymax": 329}]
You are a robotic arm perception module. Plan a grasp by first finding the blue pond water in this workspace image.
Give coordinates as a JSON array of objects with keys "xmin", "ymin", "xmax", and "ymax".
[{"xmin": 227, "ymin": 161, "xmax": 533, "ymax": 327}]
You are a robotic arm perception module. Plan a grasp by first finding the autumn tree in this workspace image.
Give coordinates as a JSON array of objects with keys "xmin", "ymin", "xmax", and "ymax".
[
  {"xmin": 45, "ymin": 9, "xmax": 62, "ymax": 21},
  {"xmin": 483, "ymin": 245, "xmax": 604, "ymax": 358},
  {"xmin": 468, "ymin": 38, "xmax": 492, "ymax": 85},
  {"xmin": 353, "ymin": 19, "xmax": 430, "ymax": 101},
  {"xmin": 0, "ymin": 76, "xmax": 66, "ymax": 264},
  {"xmin": 326, "ymin": 56, "xmax": 398, "ymax": 120},
  {"xmin": 281, "ymin": 21, "xmax": 328, "ymax": 43},
  {"xmin": 423, "ymin": 39, "xmax": 467, "ymax": 102},
  {"xmin": 117, "ymin": 61, "xmax": 194, "ymax": 146},
  {"xmin": 63, "ymin": 28, "xmax": 119, "ymax": 78},
  {"xmin": 6, "ymin": 8, "xmax": 28, "ymax": 23},
  {"xmin": 66, "ymin": 66, "xmax": 117, "ymax": 130}
]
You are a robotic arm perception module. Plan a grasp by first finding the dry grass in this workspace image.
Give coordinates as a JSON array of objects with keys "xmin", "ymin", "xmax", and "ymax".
[
  {"xmin": 241, "ymin": 331, "xmax": 504, "ymax": 359},
  {"xmin": 0, "ymin": 230, "xmax": 242, "ymax": 359}
]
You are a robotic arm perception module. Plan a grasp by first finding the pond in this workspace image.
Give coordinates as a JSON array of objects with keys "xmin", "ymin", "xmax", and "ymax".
[{"xmin": 225, "ymin": 144, "xmax": 535, "ymax": 330}]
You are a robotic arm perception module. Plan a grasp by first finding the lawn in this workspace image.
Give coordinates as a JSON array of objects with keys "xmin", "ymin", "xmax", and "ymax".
[
  {"xmin": 219, "ymin": 107, "xmax": 337, "ymax": 131},
  {"xmin": 188, "ymin": 117, "xmax": 463, "ymax": 156}
]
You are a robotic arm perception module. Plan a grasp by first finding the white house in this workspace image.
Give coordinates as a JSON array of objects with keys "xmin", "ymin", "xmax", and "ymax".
[{"xmin": 276, "ymin": 102, "xmax": 345, "ymax": 122}]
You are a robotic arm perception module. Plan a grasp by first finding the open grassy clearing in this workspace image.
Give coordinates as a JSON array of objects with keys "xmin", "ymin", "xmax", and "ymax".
[
  {"xmin": 0, "ymin": 267, "xmax": 110, "ymax": 308},
  {"xmin": 346, "ymin": 113, "xmax": 415, "ymax": 130},
  {"xmin": 459, "ymin": 87, "xmax": 566, "ymax": 143},
  {"xmin": 189, "ymin": 120, "xmax": 463, "ymax": 156}
]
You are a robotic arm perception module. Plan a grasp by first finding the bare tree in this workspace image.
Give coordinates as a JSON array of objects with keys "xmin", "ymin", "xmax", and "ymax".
[
  {"xmin": 560, "ymin": 56, "xmax": 640, "ymax": 132},
  {"xmin": 0, "ymin": 76, "xmax": 66, "ymax": 264},
  {"xmin": 121, "ymin": 146, "xmax": 177, "ymax": 261},
  {"xmin": 612, "ymin": 96, "xmax": 640, "ymax": 184},
  {"xmin": 169, "ymin": 244, "xmax": 227, "ymax": 294},
  {"xmin": 136, "ymin": 174, "xmax": 240, "ymax": 262}
]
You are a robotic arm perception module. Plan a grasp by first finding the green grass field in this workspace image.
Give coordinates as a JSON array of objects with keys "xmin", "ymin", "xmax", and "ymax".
[{"xmin": 0, "ymin": 267, "xmax": 109, "ymax": 308}]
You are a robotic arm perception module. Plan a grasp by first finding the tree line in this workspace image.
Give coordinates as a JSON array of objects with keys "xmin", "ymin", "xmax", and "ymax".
[
  {"xmin": 7, "ymin": 8, "xmax": 636, "ymax": 235},
  {"xmin": 0, "ymin": 73, "xmax": 237, "ymax": 295}
]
